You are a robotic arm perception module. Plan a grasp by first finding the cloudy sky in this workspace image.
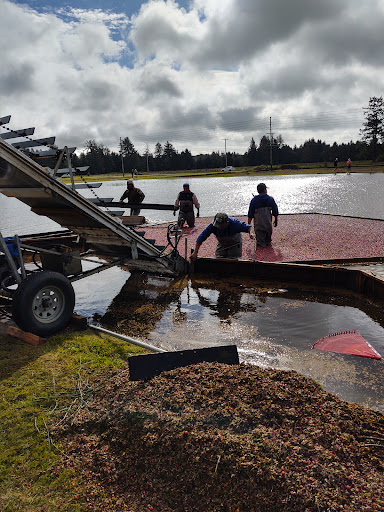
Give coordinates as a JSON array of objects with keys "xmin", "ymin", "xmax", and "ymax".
[{"xmin": 1, "ymin": 0, "xmax": 384, "ymax": 156}]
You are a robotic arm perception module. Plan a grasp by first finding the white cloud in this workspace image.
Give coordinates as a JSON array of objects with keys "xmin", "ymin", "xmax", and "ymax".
[
  {"xmin": 1, "ymin": 0, "xmax": 384, "ymax": 156},
  {"xmin": 130, "ymin": 0, "xmax": 204, "ymax": 65}
]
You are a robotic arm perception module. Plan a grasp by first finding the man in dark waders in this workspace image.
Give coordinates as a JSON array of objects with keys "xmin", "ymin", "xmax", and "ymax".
[
  {"xmin": 247, "ymin": 183, "xmax": 278, "ymax": 248},
  {"xmin": 174, "ymin": 183, "xmax": 200, "ymax": 227},
  {"xmin": 190, "ymin": 212, "xmax": 253, "ymax": 261},
  {"xmin": 119, "ymin": 180, "xmax": 145, "ymax": 215}
]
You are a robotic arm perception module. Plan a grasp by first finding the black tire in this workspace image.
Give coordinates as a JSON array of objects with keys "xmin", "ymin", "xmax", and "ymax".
[{"xmin": 12, "ymin": 271, "xmax": 75, "ymax": 337}]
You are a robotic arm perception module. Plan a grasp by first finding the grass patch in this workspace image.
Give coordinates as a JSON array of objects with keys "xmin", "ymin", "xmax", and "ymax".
[
  {"xmin": 0, "ymin": 329, "xmax": 147, "ymax": 511},
  {"xmin": 62, "ymin": 162, "xmax": 384, "ymax": 184}
]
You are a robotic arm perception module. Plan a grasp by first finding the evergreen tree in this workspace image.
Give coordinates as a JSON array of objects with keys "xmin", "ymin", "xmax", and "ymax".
[
  {"xmin": 163, "ymin": 141, "xmax": 177, "ymax": 170},
  {"xmin": 84, "ymin": 140, "xmax": 110, "ymax": 174},
  {"xmin": 179, "ymin": 148, "xmax": 193, "ymax": 170},
  {"xmin": 153, "ymin": 142, "xmax": 163, "ymax": 171},
  {"xmin": 245, "ymin": 137, "xmax": 258, "ymax": 165},
  {"xmin": 119, "ymin": 136, "xmax": 138, "ymax": 174},
  {"xmin": 360, "ymin": 96, "xmax": 384, "ymax": 160},
  {"xmin": 258, "ymin": 135, "xmax": 270, "ymax": 165},
  {"xmin": 154, "ymin": 142, "xmax": 163, "ymax": 159},
  {"xmin": 142, "ymin": 145, "xmax": 151, "ymax": 173}
]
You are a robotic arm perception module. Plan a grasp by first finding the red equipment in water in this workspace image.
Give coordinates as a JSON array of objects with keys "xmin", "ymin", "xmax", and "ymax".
[{"xmin": 312, "ymin": 330, "xmax": 382, "ymax": 359}]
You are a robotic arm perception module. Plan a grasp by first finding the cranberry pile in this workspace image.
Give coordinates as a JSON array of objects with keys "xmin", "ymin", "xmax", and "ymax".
[{"xmin": 57, "ymin": 362, "xmax": 384, "ymax": 511}]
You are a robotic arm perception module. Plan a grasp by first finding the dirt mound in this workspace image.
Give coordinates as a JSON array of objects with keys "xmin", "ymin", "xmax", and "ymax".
[{"xmin": 56, "ymin": 363, "xmax": 384, "ymax": 511}]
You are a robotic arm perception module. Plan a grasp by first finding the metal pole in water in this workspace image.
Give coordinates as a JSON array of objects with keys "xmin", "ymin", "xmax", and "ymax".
[{"xmin": 89, "ymin": 324, "xmax": 166, "ymax": 353}]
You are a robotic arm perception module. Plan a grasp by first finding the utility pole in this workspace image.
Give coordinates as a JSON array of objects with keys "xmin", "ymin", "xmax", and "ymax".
[
  {"xmin": 223, "ymin": 138, "xmax": 228, "ymax": 166},
  {"xmin": 145, "ymin": 143, "xmax": 149, "ymax": 173},
  {"xmin": 269, "ymin": 117, "xmax": 273, "ymax": 172},
  {"xmin": 120, "ymin": 137, "xmax": 125, "ymax": 177}
]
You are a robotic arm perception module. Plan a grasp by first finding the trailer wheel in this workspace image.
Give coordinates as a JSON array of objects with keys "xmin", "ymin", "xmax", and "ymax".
[{"xmin": 12, "ymin": 271, "xmax": 75, "ymax": 337}]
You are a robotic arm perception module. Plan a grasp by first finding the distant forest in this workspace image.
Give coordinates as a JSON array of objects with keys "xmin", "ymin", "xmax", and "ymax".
[
  {"xmin": 72, "ymin": 136, "xmax": 384, "ymax": 175},
  {"xmin": 71, "ymin": 97, "xmax": 384, "ymax": 174}
]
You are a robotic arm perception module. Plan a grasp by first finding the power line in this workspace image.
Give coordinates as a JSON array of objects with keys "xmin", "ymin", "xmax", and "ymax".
[{"xmin": 73, "ymin": 106, "xmax": 368, "ymax": 155}]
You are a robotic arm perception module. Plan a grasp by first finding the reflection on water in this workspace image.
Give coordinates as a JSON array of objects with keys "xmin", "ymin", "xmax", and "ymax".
[
  {"xmin": 2, "ymin": 170, "xmax": 384, "ymax": 411},
  {"xmin": 149, "ymin": 279, "xmax": 384, "ymax": 353},
  {"xmin": 1, "ymin": 173, "xmax": 384, "ymax": 236},
  {"xmin": 72, "ymin": 262, "xmax": 131, "ymax": 320},
  {"xmin": 80, "ymin": 173, "xmax": 384, "ymax": 223},
  {"xmin": 90, "ymin": 271, "xmax": 384, "ymax": 413}
]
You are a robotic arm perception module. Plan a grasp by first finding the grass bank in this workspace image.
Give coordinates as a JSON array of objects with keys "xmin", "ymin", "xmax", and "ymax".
[
  {"xmin": 65, "ymin": 162, "xmax": 384, "ymax": 184},
  {"xmin": 0, "ymin": 329, "xmax": 146, "ymax": 512}
]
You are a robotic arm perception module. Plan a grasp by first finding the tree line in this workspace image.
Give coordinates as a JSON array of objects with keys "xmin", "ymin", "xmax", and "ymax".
[{"xmin": 72, "ymin": 97, "xmax": 384, "ymax": 175}]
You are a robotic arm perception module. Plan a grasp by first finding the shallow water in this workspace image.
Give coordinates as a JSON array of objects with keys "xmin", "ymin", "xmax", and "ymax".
[
  {"xmin": 1, "ymin": 173, "xmax": 384, "ymax": 237},
  {"xmin": 93, "ymin": 271, "xmax": 384, "ymax": 413},
  {"xmin": 1, "ymin": 173, "xmax": 384, "ymax": 411},
  {"xmin": 80, "ymin": 172, "xmax": 384, "ymax": 223}
]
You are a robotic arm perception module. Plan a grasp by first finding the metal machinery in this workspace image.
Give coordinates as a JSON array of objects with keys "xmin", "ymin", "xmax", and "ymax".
[{"xmin": 0, "ymin": 115, "xmax": 188, "ymax": 337}]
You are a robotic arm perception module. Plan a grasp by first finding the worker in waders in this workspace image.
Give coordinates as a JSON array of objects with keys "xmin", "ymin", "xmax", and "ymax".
[
  {"xmin": 247, "ymin": 183, "xmax": 278, "ymax": 248},
  {"xmin": 190, "ymin": 212, "xmax": 253, "ymax": 260},
  {"xmin": 173, "ymin": 183, "xmax": 200, "ymax": 227},
  {"xmin": 119, "ymin": 180, "xmax": 145, "ymax": 215}
]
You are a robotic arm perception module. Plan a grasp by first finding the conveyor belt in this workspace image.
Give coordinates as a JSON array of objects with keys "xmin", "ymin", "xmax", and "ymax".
[{"xmin": 0, "ymin": 136, "xmax": 187, "ymax": 274}]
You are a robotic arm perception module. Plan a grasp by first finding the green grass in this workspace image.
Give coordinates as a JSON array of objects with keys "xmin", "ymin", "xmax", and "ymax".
[
  {"xmin": 0, "ymin": 329, "xmax": 147, "ymax": 512},
  {"xmin": 63, "ymin": 161, "xmax": 384, "ymax": 184}
]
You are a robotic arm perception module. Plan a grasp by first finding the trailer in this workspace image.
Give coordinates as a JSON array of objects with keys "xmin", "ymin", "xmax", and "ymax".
[{"xmin": 0, "ymin": 116, "xmax": 188, "ymax": 337}]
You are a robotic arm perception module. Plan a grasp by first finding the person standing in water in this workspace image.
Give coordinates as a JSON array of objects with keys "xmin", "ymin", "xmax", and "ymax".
[{"xmin": 247, "ymin": 183, "xmax": 278, "ymax": 248}]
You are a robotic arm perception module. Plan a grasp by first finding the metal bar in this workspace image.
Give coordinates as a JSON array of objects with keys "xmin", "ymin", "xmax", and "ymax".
[
  {"xmin": 0, "ymin": 233, "xmax": 22, "ymax": 284},
  {"xmin": 131, "ymin": 240, "xmax": 138, "ymax": 260},
  {"xmin": 94, "ymin": 202, "xmax": 175, "ymax": 210},
  {"xmin": 30, "ymin": 147, "xmax": 76, "ymax": 157},
  {"xmin": 11, "ymin": 136, "xmax": 56, "ymax": 149},
  {"xmin": 69, "ymin": 261, "xmax": 124, "ymax": 282},
  {"xmin": 0, "ymin": 127, "xmax": 35, "ymax": 140},
  {"xmin": 89, "ymin": 197, "xmax": 113, "ymax": 203},
  {"xmin": 14, "ymin": 235, "xmax": 27, "ymax": 279},
  {"xmin": 56, "ymin": 166, "xmax": 89, "ymax": 175},
  {"xmin": 19, "ymin": 229, "xmax": 75, "ymax": 240},
  {"xmin": 89, "ymin": 324, "xmax": 166, "ymax": 353},
  {"xmin": 0, "ymin": 115, "xmax": 11, "ymax": 125},
  {"xmin": 20, "ymin": 242, "xmax": 115, "ymax": 266},
  {"xmin": 65, "ymin": 146, "xmax": 76, "ymax": 191},
  {"xmin": 0, "ymin": 187, "xmax": 52, "ymax": 198},
  {"xmin": 72, "ymin": 183, "xmax": 102, "ymax": 189},
  {"xmin": 20, "ymin": 241, "xmax": 126, "ymax": 281},
  {"xmin": 53, "ymin": 147, "xmax": 66, "ymax": 176}
]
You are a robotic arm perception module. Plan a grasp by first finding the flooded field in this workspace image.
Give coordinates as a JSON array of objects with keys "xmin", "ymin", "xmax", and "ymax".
[
  {"xmin": 1, "ymin": 172, "xmax": 384, "ymax": 237},
  {"xmin": 81, "ymin": 269, "xmax": 384, "ymax": 414},
  {"xmin": 1, "ymin": 172, "xmax": 384, "ymax": 413}
]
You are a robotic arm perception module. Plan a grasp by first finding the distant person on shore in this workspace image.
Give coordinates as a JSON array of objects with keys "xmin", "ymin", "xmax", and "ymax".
[
  {"xmin": 334, "ymin": 157, "xmax": 339, "ymax": 171},
  {"xmin": 190, "ymin": 212, "xmax": 253, "ymax": 261},
  {"xmin": 119, "ymin": 180, "xmax": 145, "ymax": 215},
  {"xmin": 347, "ymin": 158, "xmax": 352, "ymax": 172},
  {"xmin": 174, "ymin": 183, "xmax": 200, "ymax": 228},
  {"xmin": 247, "ymin": 183, "xmax": 278, "ymax": 248}
]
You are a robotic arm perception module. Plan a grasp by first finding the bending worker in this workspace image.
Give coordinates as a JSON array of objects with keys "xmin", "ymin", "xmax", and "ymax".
[
  {"xmin": 247, "ymin": 183, "xmax": 278, "ymax": 248},
  {"xmin": 119, "ymin": 180, "xmax": 145, "ymax": 215},
  {"xmin": 190, "ymin": 212, "xmax": 253, "ymax": 261},
  {"xmin": 174, "ymin": 183, "xmax": 200, "ymax": 227}
]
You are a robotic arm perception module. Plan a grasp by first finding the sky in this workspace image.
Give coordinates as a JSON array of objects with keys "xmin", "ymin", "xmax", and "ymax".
[{"xmin": 1, "ymin": 0, "xmax": 384, "ymax": 157}]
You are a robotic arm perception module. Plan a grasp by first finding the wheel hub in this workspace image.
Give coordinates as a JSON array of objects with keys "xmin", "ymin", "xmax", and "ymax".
[{"xmin": 32, "ymin": 286, "xmax": 65, "ymax": 323}]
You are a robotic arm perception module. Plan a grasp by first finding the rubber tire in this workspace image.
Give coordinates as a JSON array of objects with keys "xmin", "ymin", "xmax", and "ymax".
[{"xmin": 12, "ymin": 271, "xmax": 75, "ymax": 337}]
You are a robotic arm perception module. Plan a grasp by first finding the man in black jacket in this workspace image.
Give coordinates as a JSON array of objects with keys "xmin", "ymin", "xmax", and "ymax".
[{"xmin": 119, "ymin": 180, "xmax": 145, "ymax": 215}]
